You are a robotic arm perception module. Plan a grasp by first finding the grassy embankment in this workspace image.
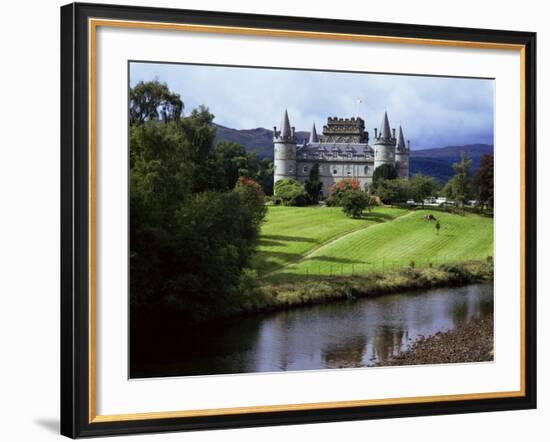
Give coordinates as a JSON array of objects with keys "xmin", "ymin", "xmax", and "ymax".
[{"xmin": 243, "ymin": 206, "xmax": 494, "ymax": 314}]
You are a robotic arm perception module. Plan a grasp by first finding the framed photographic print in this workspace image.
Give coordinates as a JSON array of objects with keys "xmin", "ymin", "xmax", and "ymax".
[{"xmin": 60, "ymin": 2, "xmax": 537, "ymax": 438}]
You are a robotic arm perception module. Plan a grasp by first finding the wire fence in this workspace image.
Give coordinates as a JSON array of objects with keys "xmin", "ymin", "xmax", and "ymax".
[{"xmin": 286, "ymin": 255, "xmax": 492, "ymax": 278}]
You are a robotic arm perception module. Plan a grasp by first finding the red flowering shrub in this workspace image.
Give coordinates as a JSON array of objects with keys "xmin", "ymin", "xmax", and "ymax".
[
  {"xmin": 327, "ymin": 178, "xmax": 362, "ymax": 206},
  {"xmin": 234, "ymin": 177, "xmax": 267, "ymax": 225}
]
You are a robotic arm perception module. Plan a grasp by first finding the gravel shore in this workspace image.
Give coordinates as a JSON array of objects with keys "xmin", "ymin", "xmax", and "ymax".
[{"xmin": 379, "ymin": 315, "xmax": 494, "ymax": 367}]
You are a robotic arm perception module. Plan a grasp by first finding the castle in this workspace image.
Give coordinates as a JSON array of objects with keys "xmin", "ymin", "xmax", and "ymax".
[{"xmin": 273, "ymin": 110, "xmax": 410, "ymax": 195}]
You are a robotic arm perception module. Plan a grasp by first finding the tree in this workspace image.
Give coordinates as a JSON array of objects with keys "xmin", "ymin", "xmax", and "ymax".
[
  {"xmin": 374, "ymin": 179, "xmax": 411, "ymax": 204},
  {"xmin": 326, "ymin": 178, "xmax": 361, "ymax": 207},
  {"xmin": 274, "ymin": 178, "xmax": 308, "ymax": 206},
  {"xmin": 410, "ymin": 173, "xmax": 438, "ymax": 207},
  {"xmin": 130, "ymin": 106, "xmax": 266, "ymax": 325},
  {"xmin": 234, "ymin": 176, "xmax": 267, "ymax": 227},
  {"xmin": 256, "ymin": 158, "xmax": 274, "ymax": 196},
  {"xmin": 472, "ymin": 154, "xmax": 494, "ymax": 208},
  {"xmin": 129, "ymin": 80, "xmax": 184, "ymax": 125},
  {"xmin": 214, "ymin": 141, "xmax": 252, "ymax": 190},
  {"xmin": 373, "ymin": 163, "xmax": 397, "ymax": 183},
  {"xmin": 444, "ymin": 151, "xmax": 473, "ymax": 207},
  {"xmin": 341, "ymin": 190, "xmax": 373, "ymax": 218},
  {"xmin": 304, "ymin": 163, "xmax": 323, "ymax": 203}
]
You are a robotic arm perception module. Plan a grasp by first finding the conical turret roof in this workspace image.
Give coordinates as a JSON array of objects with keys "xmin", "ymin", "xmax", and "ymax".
[
  {"xmin": 380, "ymin": 111, "xmax": 392, "ymax": 140},
  {"xmin": 280, "ymin": 109, "xmax": 291, "ymax": 138},
  {"xmin": 397, "ymin": 125, "xmax": 407, "ymax": 150},
  {"xmin": 309, "ymin": 122, "xmax": 319, "ymax": 143}
]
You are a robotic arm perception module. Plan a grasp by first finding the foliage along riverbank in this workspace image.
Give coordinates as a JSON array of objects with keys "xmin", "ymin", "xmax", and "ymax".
[
  {"xmin": 237, "ymin": 259, "xmax": 493, "ymax": 317},
  {"xmin": 375, "ymin": 314, "xmax": 494, "ymax": 367}
]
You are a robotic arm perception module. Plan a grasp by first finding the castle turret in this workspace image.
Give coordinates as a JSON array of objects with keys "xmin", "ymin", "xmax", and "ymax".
[
  {"xmin": 273, "ymin": 109, "xmax": 297, "ymax": 189},
  {"xmin": 395, "ymin": 125, "xmax": 410, "ymax": 179},
  {"xmin": 309, "ymin": 122, "xmax": 319, "ymax": 143},
  {"xmin": 373, "ymin": 112, "xmax": 396, "ymax": 171}
]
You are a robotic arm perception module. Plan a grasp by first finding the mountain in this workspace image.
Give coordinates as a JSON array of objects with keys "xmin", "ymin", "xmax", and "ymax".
[
  {"xmin": 410, "ymin": 144, "xmax": 494, "ymax": 182},
  {"xmin": 213, "ymin": 124, "xmax": 308, "ymax": 159},
  {"xmin": 213, "ymin": 124, "xmax": 493, "ymax": 183}
]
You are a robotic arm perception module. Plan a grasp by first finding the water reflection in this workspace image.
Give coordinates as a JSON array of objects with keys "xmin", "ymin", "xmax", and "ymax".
[{"xmin": 131, "ymin": 283, "xmax": 493, "ymax": 378}]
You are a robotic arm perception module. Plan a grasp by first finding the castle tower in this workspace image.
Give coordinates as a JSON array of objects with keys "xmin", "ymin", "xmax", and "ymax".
[
  {"xmin": 273, "ymin": 109, "xmax": 297, "ymax": 189},
  {"xmin": 373, "ymin": 112, "xmax": 397, "ymax": 171},
  {"xmin": 395, "ymin": 125, "xmax": 410, "ymax": 179},
  {"xmin": 309, "ymin": 122, "xmax": 319, "ymax": 143}
]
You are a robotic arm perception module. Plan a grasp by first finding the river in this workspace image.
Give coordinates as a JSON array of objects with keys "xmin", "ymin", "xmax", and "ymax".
[{"xmin": 132, "ymin": 283, "xmax": 493, "ymax": 378}]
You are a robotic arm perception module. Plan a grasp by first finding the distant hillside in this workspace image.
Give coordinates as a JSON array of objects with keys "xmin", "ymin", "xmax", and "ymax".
[
  {"xmin": 213, "ymin": 124, "xmax": 308, "ymax": 159},
  {"xmin": 213, "ymin": 124, "xmax": 493, "ymax": 183},
  {"xmin": 410, "ymin": 144, "xmax": 494, "ymax": 182}
]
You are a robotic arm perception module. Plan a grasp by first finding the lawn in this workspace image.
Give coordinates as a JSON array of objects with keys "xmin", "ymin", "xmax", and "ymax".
[
  {"xmin": 251, "ymin": 206, "xmax": 407, "ymax": 275},
  {"xmin": 252, "ymin": 206, "xmax": 494, "ymax": 280}
]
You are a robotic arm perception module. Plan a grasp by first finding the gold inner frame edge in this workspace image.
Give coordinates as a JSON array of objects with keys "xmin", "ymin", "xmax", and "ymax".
[{"xmin": 87, "ymin": 18, "xmax": 527, "ymax": 424}]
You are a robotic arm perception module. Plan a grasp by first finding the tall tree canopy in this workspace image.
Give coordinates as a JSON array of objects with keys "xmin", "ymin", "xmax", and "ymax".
[
  {"xmin": 443, "ymin": 152, "xmax": 473, "ymax": 207},
  {"xmin": 130, "ymin": 105, "xmax": 266, "ymax": 325},
  {"xmin": 130, "ymin": 80, "xmax": 184, "ymax": 125},
  {"xmin": 373, "ymin": 163, "xmax": 397, "ymax": 183},
  {"xmin": 409, "ymin": 173, "xmax": 438, "ymax": 207},
  {"xmin": 472, "ymin": 154, "xmax": 494, "ymax": 208},
  {"xmin": 305, "ymin": 163, "xmax": 322, "ymax": 203}
]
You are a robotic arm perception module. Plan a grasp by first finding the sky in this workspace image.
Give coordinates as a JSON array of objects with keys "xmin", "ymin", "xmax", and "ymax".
[{"xmin": 130, "ymin": 62, "xmax": 494, "ymax": 150}]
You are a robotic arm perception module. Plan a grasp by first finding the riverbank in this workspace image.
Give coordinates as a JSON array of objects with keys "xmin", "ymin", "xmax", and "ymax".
[
  {"xmin": 376, "ymin": 314, "xmax": 494, "ymax": 366},
  {"xmin": 244, "ymin": 260, "xmax": 493, "ymax": 315}
]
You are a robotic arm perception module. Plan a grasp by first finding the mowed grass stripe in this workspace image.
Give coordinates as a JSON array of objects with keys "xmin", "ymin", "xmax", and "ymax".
[
  {"xmin": 251, "ymin": 206, "xmax": 407, "ymax": 275},
  {"xmin": 286, "ymin": 210, "xmax": 493, "ymax": 276}
]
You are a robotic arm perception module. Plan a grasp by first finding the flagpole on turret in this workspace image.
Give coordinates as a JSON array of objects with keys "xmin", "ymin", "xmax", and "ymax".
[{"xmin": 356, "ymin": 98, "xmax": 363, "ymax": 117}]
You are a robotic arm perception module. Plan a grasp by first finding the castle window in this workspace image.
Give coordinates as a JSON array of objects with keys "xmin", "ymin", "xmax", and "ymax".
[
  {"xmin": 333, "ymin": 168, "xmax": 338, "ymax": 175},
  {"xmin": 364, "ymin": 166, "xmax": 369, "ymax": 174},
  {"xmin": 303, "ymin": 165, "xmax": 308, "ymax": 173}
]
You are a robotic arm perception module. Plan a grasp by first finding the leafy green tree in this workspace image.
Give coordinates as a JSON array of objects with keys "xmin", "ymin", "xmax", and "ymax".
[
  {"xmin": 274, "ymin": 178, "xmax": 308, "ymax": 206},
  {"xmin": 373, "ymin": 163, "xmax": 397, "ymax": 183},
  {"xmin": 256, "ymin": 158, "xmax": 274, "ymax": 196},
  {"xmin": 410, "ymin": 173, "xmax": 438, "ymax": 207},
  {"xmin": 472, "ymin": 154, "xmax": 494, "ymax": 208},
  {"xmin": 234, "ymin": 176, "xmax": 267, "ymax": 227},
  {"xmin": 304, "ymin": 163, "xmax": 323, "ymax": 203},
  {"xmin": 374, "ymin": 179, "xmax": 411, "ymax": 204},
  {"xmin": 341, "ymin": 190, "xmax": 372, "ymax": 218},
  {"xmin": 130, "ymin": 80, "xmax": 184, "ymax": 125},
  {"xmin": 130, "ymin": 106, "xmax": 265, "ymax": 325},
  {"xmin": 444, "ymin": 152, "xmax": 473, "ymax": 207},
  {"xmin": 214, "ymin": 141, "xmax": 252, "ymax": 190}
]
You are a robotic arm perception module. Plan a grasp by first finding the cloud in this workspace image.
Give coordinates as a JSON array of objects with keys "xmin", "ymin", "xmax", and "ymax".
[{"xmin": 130, "ymin": 62, "xmax": 494, "ymax": 149}]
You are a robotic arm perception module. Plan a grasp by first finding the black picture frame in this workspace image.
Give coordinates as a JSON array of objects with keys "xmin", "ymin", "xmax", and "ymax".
[{"xmin": 61, "ymin": 2, "xmax": 537, "ymax": 438}]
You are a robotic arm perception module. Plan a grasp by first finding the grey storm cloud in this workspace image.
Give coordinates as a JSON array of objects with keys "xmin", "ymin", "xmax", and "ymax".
[{"xmin": 130, "ymin": 62, "xmax": 494, "ymax": 149}]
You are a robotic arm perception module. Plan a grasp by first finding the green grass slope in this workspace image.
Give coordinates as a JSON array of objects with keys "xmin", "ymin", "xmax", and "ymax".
[
  {"xmin": 251, "ymin": 206, "xmax": 407, "ymax": 275},
  {"xmin": 279, "ymin": 209, "xmax": 493, "ymax": 278}
]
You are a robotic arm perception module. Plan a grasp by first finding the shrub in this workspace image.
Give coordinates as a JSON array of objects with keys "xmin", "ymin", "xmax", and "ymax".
[
  {"xmin": 234, "ymin": 176, "xmax": 267, "ymax": 226},
  {"xmin": 274, "ymin": 178, "xmax": 308, "ymax": 206},
  {"xmin": 340, "ymin": 190, "xmax": 372, "ymax": 218},
  {"xmin": 326, "ymin": 178, "xmax": 361, "ymax": 207}
]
